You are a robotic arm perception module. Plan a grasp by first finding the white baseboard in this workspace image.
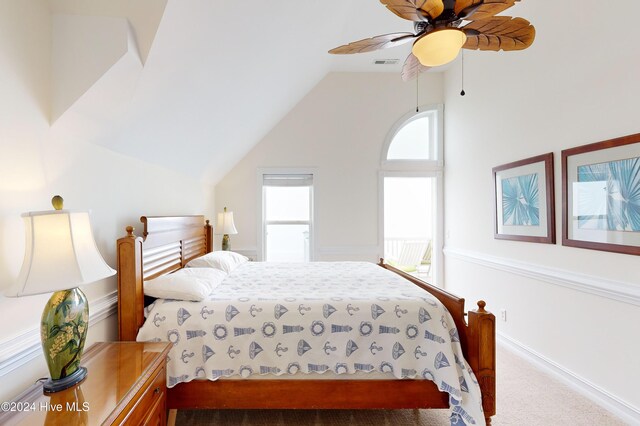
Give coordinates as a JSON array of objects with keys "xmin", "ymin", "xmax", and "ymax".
[
  {"xmin": 0, "ymin": 290, "xmax": 118, "ymax": 377},
  {"xmin": 444, "ymin": 247, "xmax": 640, "ymax": 306},
  {"xmin": 498, "ymin": 332, "xmax": 640, "ymax": 425}
]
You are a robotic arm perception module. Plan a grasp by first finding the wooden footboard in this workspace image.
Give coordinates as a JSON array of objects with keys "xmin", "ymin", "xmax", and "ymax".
[
  {"xmin": 117, "ymin": 216, "xmax": 496, "ymax": 424},
  {"xmin": 379, "ymin": 262, "xmax": 496, "ymax": 421},
  {"xmin": 168, "ymin": 379, "xmax": 449, "ymax": 410}
]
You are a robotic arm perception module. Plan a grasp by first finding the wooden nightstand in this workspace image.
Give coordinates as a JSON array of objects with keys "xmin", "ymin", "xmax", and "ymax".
[{"xmin": 0, "ymin": 341, "xmax": 171, "ymax": 425}]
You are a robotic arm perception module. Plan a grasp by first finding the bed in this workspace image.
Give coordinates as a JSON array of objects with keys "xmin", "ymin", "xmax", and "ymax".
[{"xmin": 117, "ymin": 215, "xmax": 495, "ymax": 425}]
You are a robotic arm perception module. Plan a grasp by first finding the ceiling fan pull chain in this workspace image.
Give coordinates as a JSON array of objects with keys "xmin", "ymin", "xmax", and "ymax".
[
  {"xmin": 416, "ymin": 75, "xmax": 419, "ymax": 112},
  {"xmin": 460, "ymin": 50, "xmax": 466, "ymax": 96}
]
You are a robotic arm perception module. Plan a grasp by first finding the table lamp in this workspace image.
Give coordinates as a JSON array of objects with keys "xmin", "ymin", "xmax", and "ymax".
[
  {"xmin": 214, "ymin": 206, "xmax": 237, "ymax": 251},
  {"xmin": 4, "ymin": 196, "xmax": 116, "ymax": 393}
]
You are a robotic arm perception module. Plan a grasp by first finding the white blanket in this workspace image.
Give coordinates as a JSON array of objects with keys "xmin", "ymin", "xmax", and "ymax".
[{"xmin": 138, "ymin": 261, "xmax": 485, "ymax": 425}]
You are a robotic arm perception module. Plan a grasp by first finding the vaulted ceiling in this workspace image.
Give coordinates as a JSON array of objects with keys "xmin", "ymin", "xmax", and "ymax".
[{"xmin": 46, "ymin": 0, "xmax": 422, "ymax": 184}]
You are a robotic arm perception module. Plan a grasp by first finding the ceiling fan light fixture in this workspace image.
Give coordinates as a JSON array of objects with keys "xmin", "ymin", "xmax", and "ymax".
[{"xmin": 412, "ymin": 28, "xmax": 467, "ymax": 67}]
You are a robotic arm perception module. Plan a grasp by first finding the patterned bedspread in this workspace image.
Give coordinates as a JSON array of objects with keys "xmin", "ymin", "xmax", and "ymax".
[{"xmin": 138, "ymin": 261, "xmax": 485, "ymax": 425}]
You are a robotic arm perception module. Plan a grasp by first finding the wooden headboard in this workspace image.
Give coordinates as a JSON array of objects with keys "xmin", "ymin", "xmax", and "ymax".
[{"xmin": 117, "ymin": 215, "xmax": 213, "ymax": 341}]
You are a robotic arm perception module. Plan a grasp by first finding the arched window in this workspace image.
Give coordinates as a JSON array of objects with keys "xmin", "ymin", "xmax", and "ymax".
[
  {"xmin": 382, "ymin": 105, "xmax": 442, "ymax": 166},
  {"xmin": 379, "ymin": 105, "xmax": 443, "ymax": 286}
]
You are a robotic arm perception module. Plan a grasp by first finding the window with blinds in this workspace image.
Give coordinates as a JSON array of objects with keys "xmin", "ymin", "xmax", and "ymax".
[{"xmin": 262, "ymin": 174, "xmax": 314, "ymax": 262}]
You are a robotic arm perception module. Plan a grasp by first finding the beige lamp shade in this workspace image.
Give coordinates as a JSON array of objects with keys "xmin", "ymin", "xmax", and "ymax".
[
  {"xmin": 5, "ymin": 210, "xmax": 116, "ymax": 297},
  {"xmin": 214, "ymin": 208, "xmax": 238, "ymax": 235},
  {"xmin": 412, "ymin": 28, "xmax": 467, "ymax": 67}
]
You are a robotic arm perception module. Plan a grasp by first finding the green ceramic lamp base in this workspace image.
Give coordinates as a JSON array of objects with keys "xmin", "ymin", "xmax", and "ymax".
[
  {"xmin": 222, "ymin": 234, "xmax": 230, "ymax": 251},
  {"xmin": 41, "ymin": 288, "xmax": 89, "ymax": 393}
]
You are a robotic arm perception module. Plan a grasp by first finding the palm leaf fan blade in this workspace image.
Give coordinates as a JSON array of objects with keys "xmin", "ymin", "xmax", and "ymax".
[
  {"xmin": 380, "ymin": 0, "xmax": 429, "ymax": 21},
  {"xmin": 464, "ymin": 0, "xmax": 517, "ymax": 21},
  {"xmin": 329, "ymin": 32, "xmax": 416, "ymax": 54},
  {"xmin": 462, "ymin": 16, "xmax": 535, "ymax": 51},
  {"xmin": 454, "ymin": 0, "xmax": 483, "ymax": 16},
  {"xmin": 401, "ymin": 53, "xmax": 431, "ymax": 81}
]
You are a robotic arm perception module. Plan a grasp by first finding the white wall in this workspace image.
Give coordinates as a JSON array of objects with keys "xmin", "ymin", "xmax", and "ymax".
[
  {"xmin": 0, "ymin": 0, "xmax": 214, "ymax": 401},
  {"xmin": 442, "ymin": 0, "xmax": 640, "ymax": 418},
  {"xmin": 215, "ymin": 72, "xmax": 443, "ymax": 260}
]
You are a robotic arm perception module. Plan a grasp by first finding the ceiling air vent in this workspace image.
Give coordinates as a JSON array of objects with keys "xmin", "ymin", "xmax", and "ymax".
[{"xmin": 373, "ymin": 59, "xmax": 399, "ymax": 65}]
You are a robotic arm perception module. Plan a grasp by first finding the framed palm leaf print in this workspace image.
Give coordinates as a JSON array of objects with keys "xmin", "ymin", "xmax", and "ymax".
[
  {"xmin": 493, "ymin": 153, "xmax": 555, "ymax": 243},
  {"xmin": 562, "ymin": 133, "xmax": 640, "ymax": 255}
]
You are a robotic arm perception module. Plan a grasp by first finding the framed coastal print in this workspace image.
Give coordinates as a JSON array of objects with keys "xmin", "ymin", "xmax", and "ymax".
[
  {"xmin": 562, "ymin": 133, "xmax": 640, "ymax": 255},
  {"xmin": 493, "ymin": 153, "xmax": 555, "ymax": 243}
]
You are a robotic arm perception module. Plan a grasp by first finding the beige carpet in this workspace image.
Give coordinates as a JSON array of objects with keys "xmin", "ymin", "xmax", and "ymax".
[{"xmin": 175, "ymin": 346, "xmax": 625, "ymax": 425}]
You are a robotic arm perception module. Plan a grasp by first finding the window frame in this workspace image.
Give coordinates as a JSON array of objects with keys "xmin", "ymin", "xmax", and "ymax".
[
  {"xmin": 380, "ymin": 104, "xmax": 444, "ymax": 169},
  {"xmin": 257, "ymin": 168, "xmax": 317, "ymax": 262},
  {"xmin": 379, "ymin": 104, "xmax": 444, "ymax": 286},
  {"xmin": 378, "ymin": 171, "xmax": 444, "ymax": 286}
]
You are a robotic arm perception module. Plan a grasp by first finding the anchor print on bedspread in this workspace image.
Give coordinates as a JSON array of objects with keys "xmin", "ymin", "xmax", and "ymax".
[{"xmin": 137, "ymin": 261, "xmax": 486, "ymax": 425}]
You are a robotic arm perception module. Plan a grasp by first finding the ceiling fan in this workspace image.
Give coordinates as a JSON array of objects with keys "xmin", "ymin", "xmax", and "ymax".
[{"xmin": 329, "ymin": 0, "xmax": 535, "ymax": 81}]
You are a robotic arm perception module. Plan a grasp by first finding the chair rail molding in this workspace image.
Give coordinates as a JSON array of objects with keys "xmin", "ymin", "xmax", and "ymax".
[
  {"xmin": 0, "ymin": 290, "xmax": 118, "ymax": 377},
  {"xmin": 444, "ymin": 247, "xmax": 640, "ymax": 306},
  {"xmin": 498, "ymin": 332, "xmax": 640, "ymax": 424}
]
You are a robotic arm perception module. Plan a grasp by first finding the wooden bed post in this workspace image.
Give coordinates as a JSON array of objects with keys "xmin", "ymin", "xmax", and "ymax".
[
  {"xmin": 467, "ymin": 301, "xmax": 496, "ymax": 424},
  {"xmin": 205, "ymin": 219, "xmax": 213, "ymax": 253},
  {"xmin": 117, "ymin": 226, "xmax": 144, "ymax": 341}
]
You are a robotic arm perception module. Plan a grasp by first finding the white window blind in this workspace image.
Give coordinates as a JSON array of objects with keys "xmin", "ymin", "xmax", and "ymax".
[
  {"xmin": 261, "ymin": 173, "xmax": 314, "ymax": 262},
  {"xmin": 263, "ymin": 174, "xmax": 313, "ymax": 187}
]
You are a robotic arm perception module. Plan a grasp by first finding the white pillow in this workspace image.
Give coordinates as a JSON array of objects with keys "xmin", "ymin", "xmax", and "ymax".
[
  {"xmin": 186, "ymin": 251, "xmax": 248, "ymax": 274},
  {"xmin": 175, "ymin": 267, "xmax": 228, "ymax": 292},
  {"xmin": 144, "ymin": 268, "xmax": 227, "ymax": 301}
]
